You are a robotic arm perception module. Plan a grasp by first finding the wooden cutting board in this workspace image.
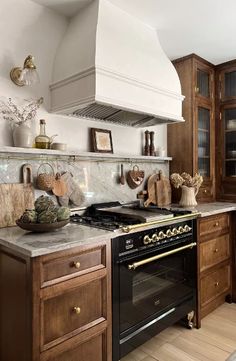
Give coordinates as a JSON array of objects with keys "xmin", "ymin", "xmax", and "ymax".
[
  {"xmin": 155, "ymin": 170, "xmax": 172, "ymax": 207},
  {"xmin": 0, "ymin": 164, "xmax": 34, "ymax": 228},
  {"xmin": 144, "ymin": 172, "xmax": 160, "ymax": 207}
]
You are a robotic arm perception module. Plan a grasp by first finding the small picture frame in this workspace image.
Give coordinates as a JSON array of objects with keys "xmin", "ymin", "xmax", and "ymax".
[{"xmin": 91, "ymin": 128, "xmax": 113, "ymax": 153}]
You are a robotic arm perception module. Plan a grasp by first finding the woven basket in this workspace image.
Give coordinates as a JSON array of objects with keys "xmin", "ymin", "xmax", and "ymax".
[{"xmin": 37, "ymin": 163, "xmax": 55, "ymax": 191}]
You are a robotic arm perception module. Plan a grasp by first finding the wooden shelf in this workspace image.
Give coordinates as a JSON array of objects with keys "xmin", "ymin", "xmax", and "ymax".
[{"xmin": 0, "ymin": 146, "xmax": 172, "ymax": 163}]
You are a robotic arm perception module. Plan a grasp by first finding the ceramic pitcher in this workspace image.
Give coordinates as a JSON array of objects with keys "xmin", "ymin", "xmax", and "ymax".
[{"xmin": 179, "ymin": 185, "xmax": 198, "ymax": 207}]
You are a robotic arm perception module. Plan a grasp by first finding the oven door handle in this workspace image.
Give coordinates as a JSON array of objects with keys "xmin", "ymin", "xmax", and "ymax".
[{"xmin": 128, "ymin": 242, "xmax": 197, "ymax": 270}]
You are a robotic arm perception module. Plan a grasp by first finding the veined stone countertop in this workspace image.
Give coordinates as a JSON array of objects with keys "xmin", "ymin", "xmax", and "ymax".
[
  {"xmin": 180, "ymin": 202, "xmax": 236, "ymax": 218},
  {"xmin": 0, "ymin": 223, "xmax": 113, "ymax": 257},
  {"xmin": 0, "ymin": 202, "xmax": 235, "ymax": 257}
]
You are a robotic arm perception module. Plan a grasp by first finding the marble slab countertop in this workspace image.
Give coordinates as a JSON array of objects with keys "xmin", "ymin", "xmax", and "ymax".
[
  {"xmin": 0, "ymin": 223, "xmax": 113, "ymax": 257},
  {"xmin": 0, "ymin": 202, "xmax": 235, "ymax": 258},
  {"xmin": 179, "ymin": 202, "xmax": 236, "ymax": 218}
]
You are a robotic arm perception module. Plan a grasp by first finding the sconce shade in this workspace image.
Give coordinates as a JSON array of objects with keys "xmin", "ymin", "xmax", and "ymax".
[{"xmin": 10, "ymin": 55, "xmax": 39, "ymax": 86}]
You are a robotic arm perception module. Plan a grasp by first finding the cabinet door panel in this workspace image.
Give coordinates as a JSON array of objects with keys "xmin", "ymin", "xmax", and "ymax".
[
  {"xmin": 200, "ymin": 234, "xmax": 230, "ymax": 272},
  {"xmin": 195, "ymin": 62, "xmax": 214, "ymax": 101},
  {"xmin": 220, "ymin": 66, "xmax": 236, "ymax": 100},
  {"xmin": 42, "ymin": 278, "xmax": 105, "ymax": 348}
]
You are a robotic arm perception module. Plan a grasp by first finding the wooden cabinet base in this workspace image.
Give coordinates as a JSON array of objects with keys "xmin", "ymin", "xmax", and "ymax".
[{"xmin": 0, "ymin": 241, "xmax": 111, "ymax": 361}]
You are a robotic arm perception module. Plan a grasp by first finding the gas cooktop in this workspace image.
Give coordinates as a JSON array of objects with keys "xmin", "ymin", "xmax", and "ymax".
[{"xmin": 70, "ymin": 202, "xmax": 193, "ymax": 231}]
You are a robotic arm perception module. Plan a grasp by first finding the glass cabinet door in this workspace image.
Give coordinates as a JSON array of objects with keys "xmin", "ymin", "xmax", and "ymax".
[
  {"xmin": 223, "ymin": 107, "xmax": 236, "ymax": 177},
  {"xmin": 195, "ymin": 63, "xmax": 213, "ymax": 100},
  {"xmin": 197, "ymin": 106, "xmax": 211, "ymax": 178},
  {"xmin": 223, "ymin": 68, "xmax": 236, "ymax": 99}
]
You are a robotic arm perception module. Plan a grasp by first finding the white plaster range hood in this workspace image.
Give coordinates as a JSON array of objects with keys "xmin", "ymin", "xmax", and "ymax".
[{"xmin": 50, "ymin": 0, "xmax": 185, "ymax": 127}]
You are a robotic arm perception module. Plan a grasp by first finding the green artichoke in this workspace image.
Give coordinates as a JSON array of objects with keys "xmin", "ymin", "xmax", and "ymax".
[
  {"xmin": 57, "ymin": 207, "xmax": 71, "ymax": 221},
  {"xmin": 38, "ymin": 209, "xmax": 57, "ymax": 224},
  {"xmin": 34, "ymin": 195, "xmax": 54, "ymax": 213},
  {"xmin": 19, "ymin": 210, "xmax": 37, "ymax": 223}
]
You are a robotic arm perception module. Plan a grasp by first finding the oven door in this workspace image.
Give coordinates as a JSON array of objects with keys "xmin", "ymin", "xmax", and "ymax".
[{"xmin": 118, "ymin": 238, "xmax": 196, "ymax": 336}]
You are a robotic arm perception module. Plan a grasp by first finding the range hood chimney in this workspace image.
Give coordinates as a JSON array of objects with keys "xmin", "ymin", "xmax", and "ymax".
[{"xmin": 50, "ymin": 0, "xmax": 185, "ymax": 127}]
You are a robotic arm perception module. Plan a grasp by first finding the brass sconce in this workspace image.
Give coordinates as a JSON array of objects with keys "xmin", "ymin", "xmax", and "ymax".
[{"xmin": 10, "ymin": 55, "xmax": 39, "ymax": 86}]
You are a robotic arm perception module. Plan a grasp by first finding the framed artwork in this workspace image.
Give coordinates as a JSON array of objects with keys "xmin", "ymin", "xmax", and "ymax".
[{"xmin": 91, "ymin": 128, "xmax": 113, "ymax": 153}]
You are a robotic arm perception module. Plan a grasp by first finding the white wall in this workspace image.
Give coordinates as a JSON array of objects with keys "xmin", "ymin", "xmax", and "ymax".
[{"xmin": 0, "ymin": 0, "xmax": 167, "ymax": 156}]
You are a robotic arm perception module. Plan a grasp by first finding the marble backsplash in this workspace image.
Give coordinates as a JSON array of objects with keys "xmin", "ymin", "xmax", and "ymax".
[{"xmin": 0, "ymin": 154, "xmax": 169, "ymax": 209}]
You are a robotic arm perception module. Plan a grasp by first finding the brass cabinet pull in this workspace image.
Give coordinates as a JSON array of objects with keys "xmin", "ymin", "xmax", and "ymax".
[
  {"xmin": 214, "ymin": 248, "xmax": 219, "ymax": 253},
  {"xmin": 128, "ymin": 242, "xmax": 197, "ymax": 270},
  {"xmin": 204, "ymin": 189, "xmax": 207, "ymax": 194},
  {"xmin": 195, "ymin": 86, "xmax": 200, "ymax": 93},
  {"xmin": 214, "ymin": 222, "xmax": 219, "ymax": 227},
  {"xmin": 73, "ymin": 306, "xmax": 81, "ymax": 315},
  {"xmin": 215, "ymin": 282, "xmax": 219, "ymax": 287},
  {"xmin": 73, "ymin": 261, "xmax": 81, "ymax": 269}
]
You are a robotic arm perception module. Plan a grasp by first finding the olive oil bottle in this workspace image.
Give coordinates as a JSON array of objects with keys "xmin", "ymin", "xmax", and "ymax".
[{"xmin": 35, "ymin": 119, "xmax": 50, "ymax": 149}]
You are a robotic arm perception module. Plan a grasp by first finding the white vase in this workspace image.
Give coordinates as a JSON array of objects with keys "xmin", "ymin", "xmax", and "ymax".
[
  {"xmin": 179, "ymin": 185, "xmax": 198, "ymax": 207},
  {"xmin": 13, "ymin": 123, "xmax": 33, "ymax": 148}
]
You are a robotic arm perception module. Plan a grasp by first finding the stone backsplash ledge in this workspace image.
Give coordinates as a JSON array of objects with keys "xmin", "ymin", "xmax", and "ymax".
[{"xmin": 0, "ymin": 155, "xmax": 169, "ymax": 208}]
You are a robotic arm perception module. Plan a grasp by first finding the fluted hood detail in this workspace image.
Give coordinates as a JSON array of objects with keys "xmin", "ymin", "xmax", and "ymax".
[{"xmin": 50, "ymin": 0, "xmax": 185, "ymax": 127}]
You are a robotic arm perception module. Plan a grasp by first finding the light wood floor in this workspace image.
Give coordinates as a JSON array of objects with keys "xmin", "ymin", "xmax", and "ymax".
[{"xmin": 121, "ymin": 303, "xmax": 236, "ymax": 361}]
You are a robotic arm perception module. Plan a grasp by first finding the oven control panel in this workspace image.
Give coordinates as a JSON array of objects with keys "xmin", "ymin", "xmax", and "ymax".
[
  {"xmin": 143, "ymin": 224, "xmax": 192, "ymax": 245},
  {"xmin": 115, "ymin": 219, "xmax": 195, "ymax": 256}
]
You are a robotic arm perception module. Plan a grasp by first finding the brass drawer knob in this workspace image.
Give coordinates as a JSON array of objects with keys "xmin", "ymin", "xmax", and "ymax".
[
  {"xmin": 195, "ymin": 86, "xmax": 200, "ymax": 93},
  {"xmin": 204, "ymin": 189, "xmax": 207, "ymax": 194},
  {"xmin": 215, "ymin": 282, "xmax": 219, "ymax": 287},
  {"xmin": 214, "ymin": 248, "xmax": 219, "ymax": 253},
  {"xmin": 214, "ymin": 222, "xmax": 219, "ymax": 227},
  {"xmin": 73, "ymin": 261, "xmax": 81, "ymax": 269},
  {"xmin": 73, "ymin": 306, "xmax": 81, "ymax": 315}
]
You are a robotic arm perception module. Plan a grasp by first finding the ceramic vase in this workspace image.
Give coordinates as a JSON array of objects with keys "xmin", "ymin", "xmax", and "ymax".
[
  {"xmin": 13, "ymin": 123, "xmax": 33, "ymax": 148},
  {"xmin": 179, "ymin": 185, "xmax": 198, "ymax": 207}
]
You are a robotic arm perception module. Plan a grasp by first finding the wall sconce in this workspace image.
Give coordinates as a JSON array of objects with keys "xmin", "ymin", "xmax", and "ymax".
[{"xmin": 10, "ymin": 55, "xmax": 40, "ymax": 86}]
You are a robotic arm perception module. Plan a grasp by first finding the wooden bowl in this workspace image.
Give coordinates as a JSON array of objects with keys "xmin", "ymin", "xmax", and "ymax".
[{"xmin": 16, "ymin": 219, "xmax": 70, "ymax": 232}]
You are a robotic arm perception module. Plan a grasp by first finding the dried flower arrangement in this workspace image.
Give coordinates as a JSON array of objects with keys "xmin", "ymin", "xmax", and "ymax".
[
  {"xmin": 0, "ymin": 97, "xmax": 43, "ymax": 127},
  {"xmin": 170, "ymin": 172, "xmax": 203, "ymax": 191}
]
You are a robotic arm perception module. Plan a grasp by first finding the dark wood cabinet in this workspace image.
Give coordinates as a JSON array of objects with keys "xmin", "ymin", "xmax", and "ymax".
[
  {"xmin": 168, "ymin": 54, "xmax": 215, "ymax": 202},
  {"xmin": 0, "ymin": 241, "xmax": 111, "ymax": 361},
  {"xmin": 197, "ymin": 213, "xmax": 232, "ymax": 327},
  {"xmin": 216, "ymin": 60, "xmax": 236, "ymax": 201}
]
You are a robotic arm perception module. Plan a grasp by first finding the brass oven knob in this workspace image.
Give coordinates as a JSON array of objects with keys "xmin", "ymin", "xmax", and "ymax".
[
  {"xmin": 158, "ymin": 231, "xmax": 166, "ymax": 239},
  {"xmin": 143, "ymin": 235, "xmax": 151, "ymax": 245},
  {"xmin": 166, "ymin": 229, "xmax": 173, "ymax": 238},
  {"xmin": 178, "ymin": 226, "xmax": 184, "ymax": 234},
  {"xmin": 152, "ymin": 233, "xmax": 159, "ymax": 242},
  {"xmin": 184, "ymin": 225, "xmax": 191, "ymax": 232},
  {"xmin": 172, "ymin": 228, "xmax": 178, "ymax": 236}
]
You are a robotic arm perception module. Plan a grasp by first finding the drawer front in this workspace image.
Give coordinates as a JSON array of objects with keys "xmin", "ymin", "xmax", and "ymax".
[
  {"xmin": 197, "ymin": 184, "xmax": 213, "ymax": 202},
  {"xmin": 200, "ymin": 264, "xmax": 230, "ymax": 307},
  {"xmin": 42, "ymin": 246, "xmax": 105, "ymax": 286},
  {"xmin": 42, "ymin": 278, "xmax": 105, "ymax": 348},
  {"xmin": 199, "ymin": 213, "xmax": 229, "ymax": 239},
  {"xmin": 200, "ymin": 234, "xmax": 230, "ymax": 272},
  {"xmin": 41, "ymin": 332, "xmax": 105, "ymax": 361}
]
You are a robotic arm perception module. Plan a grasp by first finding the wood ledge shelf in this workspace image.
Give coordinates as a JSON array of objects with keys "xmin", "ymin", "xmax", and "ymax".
[{"xmin": 0, "ymin": 146, "xmax": 172, "ymax": 163}]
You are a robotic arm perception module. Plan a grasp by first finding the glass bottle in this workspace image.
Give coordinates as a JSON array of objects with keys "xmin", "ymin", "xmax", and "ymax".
[{"xmin": 35, "ymin": 119, "xmax": 50, "ymax": 149}]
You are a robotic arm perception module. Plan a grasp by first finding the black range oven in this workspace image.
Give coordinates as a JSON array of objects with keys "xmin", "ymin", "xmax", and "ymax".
[{"xmin": 112, "ymin": 218, "xmax": 197, "ymax": 361}]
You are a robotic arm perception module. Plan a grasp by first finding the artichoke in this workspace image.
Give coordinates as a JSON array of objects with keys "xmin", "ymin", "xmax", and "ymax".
[
  {"xmin": 34, "ymin": 195, "xmax": 54, "ymax": 213},
  {"xmin": 38, "ymin": 209, "xmax": 57, "ymax": 224},
  {"xmin": 57, "ymin": 207, "xmax": 70, "ymax": 221},
  {"xmin": 19, "ymin": 209, "xmax": 37, "ymax": 223}
]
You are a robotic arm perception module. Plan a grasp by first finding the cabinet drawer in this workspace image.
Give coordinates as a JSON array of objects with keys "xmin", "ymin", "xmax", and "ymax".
[
  {"xmin": 41, "ymin": 331, "xmax": 106, "ymax": 361},
  {"xmin": 200, "ymin": 234, "xmax": 230, "ymax": 272},
  {"xmin": 42, "ymin": 277, "xmax": 106, "ymax": 348},
  {"xmin": 200, "ymin": 264, "xmax": 230, "ymax": 307},
  {"xmin": 199, "ymin": 213, "xmax": 229, "ymax": 239},
  {"xmin": 197, "ymin": 185, "xmax": 213, "ymax": 202},
  {"xmin": 41, "ymin": 246, "xmax": 106, "ymax": 286}
]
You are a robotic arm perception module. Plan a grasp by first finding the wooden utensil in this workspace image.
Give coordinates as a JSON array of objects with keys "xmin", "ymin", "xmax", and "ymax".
[
  {"xmin": 144, "ymin": 172, "xmax": 159, "ymax": 207},
  {"xmin": 57, "ymin": 172, "xmax": 85, "ymax": 207},
  {"xmin": 52, "ymin": 173, "xmax": 68, "ymax": 197},
  {"xmin": 0, "ymin": 164, "xmax": 35, "ymax": 228},
  {"xmin": 120, "ymin": 164, "xmax": 125, "ymax": 185},
  {"xmin": 155, "ymin": 170, "xmax": 172, "ymax": 206}
]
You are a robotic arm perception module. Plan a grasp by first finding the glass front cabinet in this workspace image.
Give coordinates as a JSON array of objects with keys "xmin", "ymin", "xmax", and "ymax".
[
  {"xmin": 216, "ymin": 61, "xmax": 236, "ymax": 201},
  {"xmin": 168, "ymin": 54, "xmax": 215, "ymax": 202}
]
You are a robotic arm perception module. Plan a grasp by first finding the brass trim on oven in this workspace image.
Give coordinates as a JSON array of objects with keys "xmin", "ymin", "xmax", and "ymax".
[
  {"xmin": 128, "ymin": 242, "xmax": 197, "ymax": 270},
  {"xmin": 122, "ymin": 213, "xmax": 201, "ymax": 233}
]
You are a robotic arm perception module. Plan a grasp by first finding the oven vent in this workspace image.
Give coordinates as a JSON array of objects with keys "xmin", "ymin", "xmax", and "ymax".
[{"xmin": 72, "ymin": 103, "xmax": 170, "ymax": 128}]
